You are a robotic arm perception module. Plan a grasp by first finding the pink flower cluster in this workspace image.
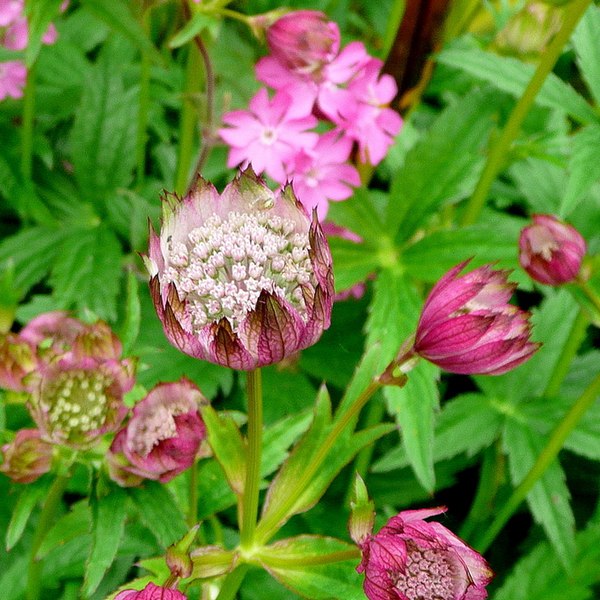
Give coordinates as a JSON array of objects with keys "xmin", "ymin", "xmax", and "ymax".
[
  {"xmin": 219, "ymin": 10, "xmax": 402, "ymax": 219},
  {"xmin": 0, "ymin": 0, "xmax": 62, "ymax": 100}
]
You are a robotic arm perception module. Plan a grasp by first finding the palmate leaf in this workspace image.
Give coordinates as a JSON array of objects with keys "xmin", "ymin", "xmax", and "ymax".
[
  {"xmin": 386, "ymin": 87, "xmax": 498, "ymax": 241},
  {"xmin": 572, "ymin": 5, "xmax": 600, "ymax": 106},
  {"xmin": 49, "ymin": 225, "xmax": 123, "ymax": 321},
  {"xmin": 437, "ymin": 45, "xmax": 598, "ymax": 125},
  {"xmin": 503, "ymin": 419, "xmax": 575, "ymax": 570}
]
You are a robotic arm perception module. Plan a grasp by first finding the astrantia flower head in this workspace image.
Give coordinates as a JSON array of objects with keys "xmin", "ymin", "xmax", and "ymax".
[
  {"xmin": 266, "ymin": 10, "xmax": 340, "ymax": 74},
  {"xmin": 413, "ymin": 260, "xmax": 539, "ymax": 375},
  {"xmin": 108, "ymin": 379, "xmax": 206, "ymax": 485},
  {"xmin": 144, "ymin": 168, "xmax": 334, "ymax": 370},
  {"xmin": 0, "ymin": 333, "xmax": 37, "ymax": 391},
  {"xmin": 357, "ymin": 507, "xmax": 492, "ymax": 600},
  {"xmin": 115, "ymin": 583, "xmax": 187, "ymax": 600},
  {"xmin": 519, "ymin": 214, "xmax": 586, "ymax": 286},
  {"xmin": 0, "ymin": 429, "xmax": 53, "ymax": 483},
  {"xmin": 25, "ymin": 320, "xmax": 135, "ymax": 448}
]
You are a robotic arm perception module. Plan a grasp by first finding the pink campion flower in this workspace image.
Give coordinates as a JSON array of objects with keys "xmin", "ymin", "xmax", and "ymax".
[
  {"xmin": 0, "ymin": 60, "xmax": 26, "ymax": 100},
  {"xmin": 357, "ymin": 507, "xmax": 493, "ymax": 600},
  {"xmin": 256, "ymin": 40, "xmax": 370, "ymax": 119},
  {"xmin": 219, "ymin": 88, "xmax": 318, "ymax": 183},
  {"xmin": 2, "ymin": 15, "xmax": 27, "ymax": 49},
  {"xmin": 25, "ymin": 321, "xmax": 135, "ymax": 448},
  {"xmin": 115, "ymin": 583, "xmax": 187, "ymax": 600},
  {"xmin": 288, "ymin": 131, "xmax": 360, "ymax": 219},
  {"xmin": 412, "ymin": 260, "xmax": 540, "ymax": 375},
  {"xmin": 0, "ymin": 0, "xmax": 22, "ymax": 27},
  {"xmin": 0, "ymin": 429, "xmax": 53, "ymax": 483},
  {"xmin": 334, "ymin": 58, "xmax": 402, "ymax": 165},
  {"xmin": 143, "ymin": 168, "xmax": 334, "ymax": 370},
  {"xmin": 519, "ymin": 214, "xmax": 587, "ymax": 286},
  {"xmin": 266, "ymin": 11, "xmax": 340, "ymax": 74},
  {"xmin": 107, "ymin": 380, "xmax": 206, "ymax": 486}
]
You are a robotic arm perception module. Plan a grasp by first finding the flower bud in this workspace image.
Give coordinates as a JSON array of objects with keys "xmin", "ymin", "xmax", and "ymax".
[
  {"xmin": 115, "ymin": 582, "xmax": 187, "ymax": 600},
  {"xmin": 357, "ymin": 507, "xmax": 493, "ymax": 600},
  {"xmin": 348, "ymin": 474, "xmax": 375, "ymax": 546},
  {"xmin": 413, "ymin": 260, "xmax": 539, "ymax": 375},
  {"xmin": 0, "ymin": 429, "xmax": 53, "ymax": 483},
  {"xmin": 266, "ymin": 11, "xmax": 340, "ymax": 74},
  {"xmin": 144, "ymin": 169, "xmax": 334, "ymax": 369},
  {"xmin": 108, "ymin": 380, "xmax": 206, "ymax": 485},
  {"xmin": 0, "ymin": 333, "xmax": 37, "ymax": 391},
  {"xmin": 519, "ymin": 214, "xmax": 586, "ymax": 286}
]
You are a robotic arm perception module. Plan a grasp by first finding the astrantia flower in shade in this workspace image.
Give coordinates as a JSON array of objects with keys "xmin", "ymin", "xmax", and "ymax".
[
  {"xmin": 0, "ymin": 60, "xmax": 26, "ymax": 100},
  {"xmin": 0, "ymin": 429, "xmax": 53, "ymax": 483},
  {"xmin": 144, "ymin": 168, "xmax": 334, "ymax": 370},
  {"xmin": 108, "ymin": 379, "xmax": 206, "ymax": 485},
  {"xmin": 0, "ymin": 333, "xmax": 37, "ymax": 391},
  {"xmin": 219, "ymin": 88, "xmax": 318, "ymax": 183},
  {"xmin": 334, "ymin": 58, "xmax": 402, "ymax": 165},
  {"xmin": 357, "ymin": 507, "xmax": 493, "ymax": 600},
  {"xmin": 519, "ymin": 214, "xmax": 586, "ymax": 286},
  {"xmin": 288, "ymin": 131, "xmax": 360, "ymax": 219},
  {"xmin": 412, "ymin": 260, "xmax": 539, "ymax": 375},
  {"xmin": 25, "ymin": 321, "xmax": 135, "ymax": 448},
  {"xmin": 266, "ymin": 10, "xmax": 340, "ymax": 74},
  {"xmin": 115, "ymin": 583, "xmax": 187, "ymax": 600}
]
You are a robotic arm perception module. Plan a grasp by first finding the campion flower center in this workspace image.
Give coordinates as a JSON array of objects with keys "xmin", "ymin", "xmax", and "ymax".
[
  {"xmin": 162, "ymin": 211, "xmax": 316, "ymax": 334},
  {"xmin": 44, "ymin": 370, "xmax": 110, "ymax": 438},
  {"xmin": 394, "ymin": 542, "xmax": 458, "ymax": 600}
]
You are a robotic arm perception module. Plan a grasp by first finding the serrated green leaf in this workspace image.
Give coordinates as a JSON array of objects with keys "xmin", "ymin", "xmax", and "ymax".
[
  {"xmin": 329, "ymin": 237, "xmax": 379, "ymax": 294},
  {"xmin": 503, "ymin": 419, "xmax": 575, "ymax": 570},
  {"xmin": 259, "ymin": 536, "xmax": 363, "ymax": 600},
  {"xmin": 403, "ymin": 216, "xmax": 524, "ymax": 282},
  {"xmin": 572, "ymin": 5, "xmax": 600, "ymax": 106},
  {"xmin": 128, "ymin": 482, "xmax": 187, "ymax": 547},
  {"xmin": 509, "ymin": 157, "xmax": 566, "ymax": 215},
  {"xmin": 83, "ymin": 486, "xmax": 128, "ymax": 596},
  {"xmin": 5, "ymin": 479, "xmax": 50, "ymax": 550},
  {"xmin": 79, "ymin": 0, "xmax": 163, "ymax": 64},
  {"xmin": 562, "ymin": 124, "xmax": 600, "ymax": 216},
  {"xmin": 495, "ymin": 521, "xmax": 600, "ymax": 600},
  {"xmin": 169, "ymin": 13, "xmax": 220, "ymax": 49},
  {"xmin": 384, "ymin": 361, "xmax": 439, "ymax": 491},
  {"xmin": 328, "ymin": 188, "xmax": 389, "ymax": 241},
  {"xmin": 49, "ymin": 225, "xmax": 123, "ymax": 320},
  {"xmin": 0, "ymin": 226, "xmax": 64, "ymax": 294},
  {"xmin": 373, "ymin": 393, "xmax": 502, "ymax": 472},
  {"xmin": 71, "ymin": 63, "xmax": 138, "ymax": 209},
  {"xmin": 201, "ymin": 405, "xmax": 246, "ymax": 495},
  {"xmin": 437, "ymin": 45, "xmax": 598, "ymax": 125},
  {"xmin": 36, "ymin": 500, "xmax": 91, "ymax": 559},
  {"xmin": 387, "ymin": 88, "xmax": 497, "ymax": 240},
  {"xmin": 119, "ymin": 271, "xmax": 141, "ymax": 356}
]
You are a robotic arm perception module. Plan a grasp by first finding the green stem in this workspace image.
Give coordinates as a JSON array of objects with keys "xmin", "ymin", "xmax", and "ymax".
[
  {"xmin": 214, "ymin": 564, "xmax": 250, "ymax": 600},
  {"xmin": 254, "ymin": 379, "xmax": 381, "ymax": 545},
  {"xmin": 26, "ymin": 474, "xmax": 70, "ymax": 600},
  {"xmin": 577, "ymin": 278, "xmax": 600, "ymax": 316},
  {"xmin": 188, "ymin": 460, "xmax": 198, "ymax": 527},
  {"xmin": 240, "ymin": 369, "xmax": 263, "ymax": 550},
  {"xmin": 459, "ymin": 442, "xmax": 504, "ymax": 542},
  {"xmin": 20, "ymin": 61, "xmax": 37, "ymax": 181},
  {"xmin": 257, "ymin": 548, "xmax": 360, "ymax": 568},
  {"xmin": 460, "ymin": 0, "xmax": 592, "ymax": 226},
  {"xmin": 174, "ymin": 43, "xmax": 202, "ymax": 194},
  {"xmin": 474, "ymin": 372, "xmax": 600, "ymax": 553},
  {"xmin": 544, "ymin": 308, "xmax": 589, "ymax": 398}
]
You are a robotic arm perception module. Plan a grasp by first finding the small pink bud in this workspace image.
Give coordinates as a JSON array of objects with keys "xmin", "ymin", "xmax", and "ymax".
[
  {"xmin": 144, "ymin": 169, "xmax": 334, "ymax": 369},
  {"xmin": 166, "ymin": 525, "xmax": 199, "ymax": 580},
  {"xmin": 519, "ymin": 214, "xmax": 586, "ymax": 286},
  {"xmin": 357, "ymin": 507, "xmax": 493, "ymax": 600},
  {"xmin": 108, "ymin": 380, "xmax": 206, "ymax": 485},
  {"xmin": 0, "ymin": 333, "xmax": 37, "ymax": 391},
  {"xmin": 0, "ymin": 429, "xmax": 53, "ymax": 483},
  {"xmin": 266, "ymin": 11, "xmax": 340, "ymax": 74},
  {"xmin": 115, "ymin": 582, "xmax": 187, "ymax": 600},
  {"xmin": 413, "ymin": 260, "xmax": 540, "ymax": 375}
]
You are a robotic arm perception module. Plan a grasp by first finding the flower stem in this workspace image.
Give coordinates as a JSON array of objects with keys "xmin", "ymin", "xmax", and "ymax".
[
  {"xmin": 474, "ymin": 372, "xmax": 600, "ymax": 553},
  {"xmin": 240, "ymin": 369, "xmax": 263, "ymax": 550},
  {"xmin": 188, "ymin": 460, "xmax": 199, "ymax": 527},
  {"xmin": 257, "ymin": 548, "xmax": 361, "ymax": 568},
  {"xmin": 577, "ymin": 278, "xmax": 600, "ymax": 316},
  {"xmin": 543, "ymin": 308, "xmax": 589, "ymax": 398},
  {"xmin": 460, "ymin": 0, "xmax": 592, "ymax": 226},
  {"xmin": 20, "ymin": 61, "xmax": 37, "ymax": 181},
  {"xmin": 26, "ymin": 474, "xmax": 70, "ymax": 600},
  {"xmin": 254, "ymin": 379, "xmax": 382, "ymax": 545},
  {"xmin": 214, "ymin": 564, "xmax": 250, "ymax": 600}
]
